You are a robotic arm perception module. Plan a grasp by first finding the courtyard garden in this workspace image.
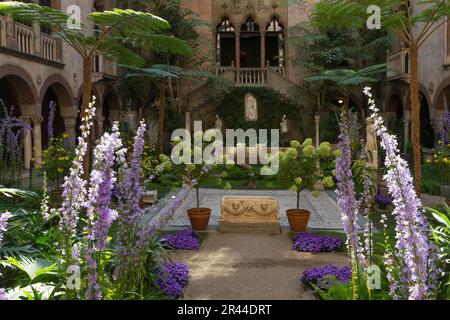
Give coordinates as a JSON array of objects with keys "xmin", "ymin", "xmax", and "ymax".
[{"xmin": 0, "ymin": 0, "xmax": 449, "ymax": 303}]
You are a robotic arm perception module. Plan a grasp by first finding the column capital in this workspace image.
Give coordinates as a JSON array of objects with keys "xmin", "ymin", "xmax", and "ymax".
[{"xmin": 32, "ymin": 116, "xmax": 44, "ymax": 126}]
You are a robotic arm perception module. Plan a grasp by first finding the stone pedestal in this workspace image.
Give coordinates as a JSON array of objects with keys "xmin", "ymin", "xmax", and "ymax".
[
  {"xmin": 63, "ymin": 117, "xmax": 77, "ymax": 146},
  {"xmin": 219, "ymin": 196, "xmax": 281, "ymax": 234}
]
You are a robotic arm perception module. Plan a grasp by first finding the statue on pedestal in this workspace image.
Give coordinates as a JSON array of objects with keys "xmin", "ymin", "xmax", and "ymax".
[
  {"xmin": 365, "ymin": 117, "xmax": 378, "ymax": 168},
  {"xmin": 245, "ymin": 93, "xmax": 258, "ymax": 122}
]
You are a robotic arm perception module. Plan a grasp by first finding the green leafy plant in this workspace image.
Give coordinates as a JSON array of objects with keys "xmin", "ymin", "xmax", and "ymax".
[
  {"xmin": 427, "ymin": 204, "xmax": 450, "ymax": 299},
  {"xmin": 40, "ymin": 135, "xmax": 74, "ymax": 189}
]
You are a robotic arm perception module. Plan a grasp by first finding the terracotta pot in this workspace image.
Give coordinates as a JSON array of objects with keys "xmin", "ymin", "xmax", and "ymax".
[
  {"xmin": 187, "ymin": 208, "xmax": 211, "ymax": 231},
  {"xmin": 286, "ymin": 209, "xmax": 311, "ymax": 232}
]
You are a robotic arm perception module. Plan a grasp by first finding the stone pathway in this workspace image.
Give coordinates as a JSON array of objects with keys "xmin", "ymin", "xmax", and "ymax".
[
  {"xmin": 172, "ymin": 231, "xmax": 349, "ymax": 300},
  {"xmin": 148, "ymin": 188, "xmax": 355, "ymax": 230}
]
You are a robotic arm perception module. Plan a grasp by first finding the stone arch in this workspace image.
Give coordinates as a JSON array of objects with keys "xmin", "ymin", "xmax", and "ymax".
[
  {"xmin": 39, "ymin": 74, "xmax": 75, "ymax": 108},
  {"xmin": 102, "ymin": 87, "xmax": 121, "ymax": 132},
  {"xmin": 385, "ymin": 87, "xmax": 406, "ymax": 113},
  {"xmin": 433, "ymin": 77, "xmax": 450, "ymax": 110},
  {"xmin": 0, "ymin": 65, "xmax": 39, "ymax": 113},
  {"xmin": 405, "ymin": 83, "xmax": 432, "ymax": 114}
]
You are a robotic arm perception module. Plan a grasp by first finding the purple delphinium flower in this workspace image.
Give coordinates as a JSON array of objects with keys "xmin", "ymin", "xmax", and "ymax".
[
  {"xmin": 0, "ymin": 101, "xmax": 32, "ymax": 182},
  {"xmin": 156, "ymin": 262, "xmax": 190, "ymax": 299},
  {"xmin": 336, "ymin": 113, "xmax": 365, "ymax": 265},
  {"xmin": 0, "ymin": 288, "xmax": 8, "ymax": 300},
  {"xmin": 59, "ymin": 96, "xmax": 96, "ymax": 267},
  {"xmin": 160, "ymin": 229, "xmax": 200, "ymax": 251},
  {"xmin": 84, "ymin": 122, "xmax": 123, "ymax": 300},
  {"xmin": 114, "ymin": 121, "xmax": 147, "ymax": 281},
  {"xmin": 302, "ymin": 265, "xmax": 352, "ymax": 289},
  {"xmin": 364, "ymin": 87, "xmax": 430, "ymax": 300},
  {"xmin": 438, "ymin": 111, "xmax": 450, "ymax": 147},
  {"xmin": 47, "ymin": 100, "xmax": 56, "ymax": 140},
  {"xmin": 0, "ymin": 211, "xmax": 12, "ymax": 244},
  {"xmin": 292, "ymin": 233, "xmax": 344, "ymax": 253}
]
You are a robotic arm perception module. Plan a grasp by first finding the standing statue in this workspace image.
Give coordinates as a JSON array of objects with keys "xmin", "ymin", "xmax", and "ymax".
[
  {"xmin": 215, "ymin": 114, "xmax": 224, "ymax": 132},
  {"xmin": 280, "ymin": 115, "xmax": 289, "ymax": 146},
  {"xmin": 365, "ymin": 117, "xmax": 379, "ymax": 168},
  {"xmin": 245, "ymin": 93, "xmax": 258, "ymax": 122},
  {"xmin": 280, "ymin": 115, "xmax": 288, "ymax": 133}
]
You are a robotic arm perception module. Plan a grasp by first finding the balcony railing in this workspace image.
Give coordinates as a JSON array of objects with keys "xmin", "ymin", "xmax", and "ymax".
[
  {"xmin": 235, "ymin": 68, "xmax": 267, "ymax": 86},
  {"xmin": 387, "ymin": 48, "xmax": 410, "ymax": 81},
  {"xmin": 93, "ymin": 54, "xmax": 118, "ymax": 80},
  {"xmin": 0, "ymin": 16, "xmax": 62, "ymax": 64}
]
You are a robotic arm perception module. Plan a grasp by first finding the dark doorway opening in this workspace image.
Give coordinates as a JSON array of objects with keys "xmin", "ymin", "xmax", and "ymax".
[
  {"xmin": 420, "ymin": 93, "xmax": 435, "ymax": 148},
  {"xmin": 240, "ymin": 35, "xmax": 260, "ymax": 68},
  {"xmin": 41, "ymin": 87, "xmax": 65, "ymax": 149}
]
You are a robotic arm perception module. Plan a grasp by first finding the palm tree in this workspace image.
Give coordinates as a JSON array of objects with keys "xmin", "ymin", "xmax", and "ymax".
[
  {"xmin": 126, "ymin": 64, "xmax": 215, "ymax": 151},
  {"xmin": 306, "ymin": 64, "xmax": 386, "ymax": 115},
  {"xmin": 312, "ymin": 0, "xmax": 450, "ymax": 193},
  {"xmin": 0, "ymin": 1, "xmax": 191, "ymax": 174}
]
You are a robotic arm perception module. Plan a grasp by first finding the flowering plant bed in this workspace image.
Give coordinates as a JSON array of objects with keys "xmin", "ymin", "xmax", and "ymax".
[
  {"xmin": 301, "ymin": 265, "xmax": 351, "ymax": 289},
  {"xmin": 159, "ymin": 228, "xmax": 207, "ymax": 251},
  {"xmin": 292, "ymin": 232, "xmax": 345, "ymax": 253},
  {"xmin": 156, "ymin": 261, "xmax": 190, "ymax": 299}
]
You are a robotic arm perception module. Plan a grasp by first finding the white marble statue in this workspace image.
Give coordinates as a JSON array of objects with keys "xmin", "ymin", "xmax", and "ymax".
[
  {"xmin": 280, "ymin": 114, "xmax": 288, "ymax": 133},
  {"xmin": 245, "ymin": 93, "xmax": 258, "ymax": 122},
  {"xmin": 215, "ymin": 114, "xmax": 224, "ymax": 131},
  {"xmin": 365, "ymin": 117, "xmax": 378, "ymax": 168}
]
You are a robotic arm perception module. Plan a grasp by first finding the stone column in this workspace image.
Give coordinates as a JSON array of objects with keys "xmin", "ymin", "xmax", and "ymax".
[
  {"xmin": 63, "ymin": 117, "xmax": 77, "ymax": 146},
  {"xmin": 32, "ymin": 20, "xmax": 41, "ymax": 56},
  {"xmin": 235, "ymin": 33, "xmax": 240, "ymax": 68},
  {"xmin": 20, "ymin": 117, "xmax": 32, "ymax": 170},
  {"xmin": 185, "ymin": 111, "xmax": 191, "ymax": 133},
  {"xmin": 314, "ymin": 114, "xmax": 320, "ymax": 149},
  {"xmin": 403, "ymin": 111, "xmax": 412, "ymax": 154},
  {"xmin": 32, "ymin": 116, "xmax": 43, "ymax": 166},
  {"xmin": 260, "ymin": 31, "xmax": 266, "ymax": 68}
]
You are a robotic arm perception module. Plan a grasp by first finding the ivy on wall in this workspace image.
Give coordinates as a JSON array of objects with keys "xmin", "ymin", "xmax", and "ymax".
[{"xmin": 213, "ymin": 87, "xmax": 309, "ymax": 136}]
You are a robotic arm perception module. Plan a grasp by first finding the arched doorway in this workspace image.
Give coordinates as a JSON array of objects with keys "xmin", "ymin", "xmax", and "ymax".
[
  {"xmin": 265, "ymin": 17, "xmax": 285, "ymax": 67},
  {"xmin": 41, "ymin": 86, "xmax": 66, "ymax": 149},
  {"xmin": 216, "ymin": 17, "xmax": 235, "ymax": 67},
  {"xmin": 420, "ymin": 93, "xmax": 435, "ymax": 148},
  {"xmin": 240, "ymin": 17, "xmax": 260, "ymax": 68},
  {"xmin": 387, "ymin": 94, "xmax": 405, "ymax": 149}
]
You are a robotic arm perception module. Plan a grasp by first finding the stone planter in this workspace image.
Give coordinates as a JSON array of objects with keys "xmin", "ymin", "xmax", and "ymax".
[
  {"xmin": 286, "ymin": 209, "xmax": 311, "ymax": 232},
  {"xmin": 187, "ymin": 208, "xmax": 211, "ymax": 231},
  {"xmin": 140, "ymin": 190, "xmax": 158, "ymax": 207},
  {"xmin": 440, "ymin": 185, "xmax": 450, "ymax": 200}
]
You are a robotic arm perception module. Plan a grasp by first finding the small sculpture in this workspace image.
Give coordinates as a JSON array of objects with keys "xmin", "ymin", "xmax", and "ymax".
[
  {"xmin": 215, "ymin": 114, "xmax": 224, "ymax": 131},
  {"xmin": 365, "ymin": 117, "xmax": 378, "ymax": 168},
  {"xmin": 245, "ymin": 93, "xmax": 258, "ymax": 122},
  {"xmin": 280, "ymin": 115, "xmax": 289, "ymax": 133}
]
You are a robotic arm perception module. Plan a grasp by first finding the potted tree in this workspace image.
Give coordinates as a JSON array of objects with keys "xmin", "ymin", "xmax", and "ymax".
[
  {"xmin": 158, "ymin": 142, "xmax": 220, "ymax": 231},
  {"xmin": 279, "ymin": 139, "xmax": 336, "ymax": 231}
]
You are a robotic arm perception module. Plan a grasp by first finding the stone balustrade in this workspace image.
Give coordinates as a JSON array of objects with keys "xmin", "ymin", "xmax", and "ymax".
[
  {"xmin": 93, "ymin": 54, "xmax": 118, "ymax": 79},
  {"xmin": 387, "ymin": 48, "xmax": 410, "ymax": 81},
  {"xmin": 0, "ymin": 16, "xmax": 62, "ymax": 63}
]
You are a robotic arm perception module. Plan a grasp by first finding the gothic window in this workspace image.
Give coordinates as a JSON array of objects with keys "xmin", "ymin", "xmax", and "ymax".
[
  {"xmin": 241, "ymin": 17, "xmax": 259, "ymax": 33},
  {"xmin": 216, "ymin": 17, "xmax": 236, "ymax": 67}
]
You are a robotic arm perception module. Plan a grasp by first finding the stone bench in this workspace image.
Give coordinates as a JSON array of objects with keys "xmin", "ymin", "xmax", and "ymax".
[{"xmin": 219, "ymin": 196, "xmax": 281, "ymax": 234}]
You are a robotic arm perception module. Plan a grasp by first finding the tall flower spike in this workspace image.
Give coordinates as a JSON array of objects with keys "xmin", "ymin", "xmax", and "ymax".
[
  {"xmin": 364, "ymin": 87, "xmax": 430, "ymax": 300},
  {"xmin": 336, "ymin": 112, "xmax": 364, "ymax": 266},
  {"xmin": 59, "ymin": 96, "xmax": 96, "ymax": 267},
  {"xmin": 84, "ymin": 122, "xmax": 123, "ymax": 300}
]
